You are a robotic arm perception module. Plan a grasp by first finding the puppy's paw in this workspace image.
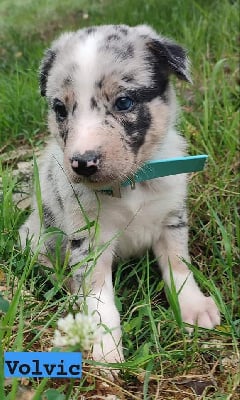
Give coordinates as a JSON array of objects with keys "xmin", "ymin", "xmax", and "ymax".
[
  {"xmin": 92, "ymin": 342, "xmax": 124, "ymax": 380},
  {"xmin": 92, "ymin": 342, "xmax": 124, "ymax": 364},
  {"xmin": 179, "ymin": 293, "xmax": 220, "ymax": 331}
]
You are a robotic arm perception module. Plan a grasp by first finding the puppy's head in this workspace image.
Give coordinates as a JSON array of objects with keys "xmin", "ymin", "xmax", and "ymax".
[{"xmin": 40, "ymin": 25, "xmax": 190, "ymax": 188}]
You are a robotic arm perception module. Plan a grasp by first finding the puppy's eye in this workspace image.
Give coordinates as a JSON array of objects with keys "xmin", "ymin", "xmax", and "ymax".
[
  {"xmin": 53, "ymin": 99, "xmax": 68, "ymax": 121},
  {"xmin": 114, "ymin": 96, "xmax": 134, "ymax": 111}
]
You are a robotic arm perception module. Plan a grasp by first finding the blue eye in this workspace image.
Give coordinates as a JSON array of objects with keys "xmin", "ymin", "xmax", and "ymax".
[{"xmin": 115, "ymin": 96, "xmax": 134, "ymax": 111}]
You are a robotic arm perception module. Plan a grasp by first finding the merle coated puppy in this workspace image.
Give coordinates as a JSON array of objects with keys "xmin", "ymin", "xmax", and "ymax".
[{"xmin": 20, "ymin": 25, "xmax": 220, "ymax": 363}]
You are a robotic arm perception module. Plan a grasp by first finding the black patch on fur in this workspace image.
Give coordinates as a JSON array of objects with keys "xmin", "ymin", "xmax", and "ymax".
[
  {"xmin": 131, "ymin": 85, "xmax": 168, "ymax": 103},
  {"xmin": 122, "ymin": 74, "xmax": 135, "ymax": 83},
  {"xmin": 63, "ymin": 76, "xmax": 72, "ymax": 86},
  {"xmin": 113, "ymin": 44, "xmax": 134, "ymax": 60},
  {"xmin": 104, "ymin": 109, "xmax": 111, "ymax": 116},
  {"xmin": 95, "ymin": 76, "xmax": 105, "ymax": 90},
  {"xmin": 166, "ymin": 209, "xmax": 188, "ymax": 229},
  {"xmin": 167, "ymin": 221, "xmax": 188, "ymax": 229},
  {"xmin": 147, "ymin": 39, "xmax": 190, "ymax": 83},
  {"xmin": 52, "ymin": 99, "xmax": 68, "ymax": 143},
  {"xmin": 59, "ymin": 125, "xmax": 69, "ymax": 144},
  {"xmin": 39, "ymin": 50, "xmax": 56, "ymax": 97},
  {"xmin": 72, "ymin": 102, "xmax": 77, "ymax": 114},
  {"xmin": 56, "ymin": 113, "xmax": 67, "ymax": 124},
  {"xmin": 43, "ymin": 204, "xmax": 55, "ymax": 228},
  {"xmin": 105, "ymin": 43, "xmax": 134, "ymax": 60},
  {"xmin": 53, "ymin": 98, "xmax": 68, "ymax": 122},
  {"xmin": 107, "ymin": 34, "xmax": 121, "ymax": 41},
  {"xmin": 86, "ymin": 27, "xmax": 96, "ymax": 35},
  {"xmin": 90, "ymin": 96, "xmax": 98, "ymax": 110},
  {"xmin": 103, "ymin": 119, "xmax": 114, "ymax": 128},
  {"xmin": 142, "ymin": 38, "xmax": 190, "ymax": 101},
  {"xmin": 55, "ymin": 191, "xmax": 64, "ymax": 209},
  {"xmin": 144, "ymin": 54, "xmax": 170, "ymax": 101},
  {"xmin": 125, "ymin": 44, "xmax": 134, "ymax": 58},
  {"xmin": 47, "ymin": 170, "xmax": 53, "ymax": 182},
  {"xmin": 123, "ymin": 104, "xmax": 152, "ymax": 152},
  {"xmin": 114, "ymin": 26, "xmax": 128, "ymax": 35},
  {"xmin": 70, "ymin": 238, "xmax": 85, "ymax": 250}
]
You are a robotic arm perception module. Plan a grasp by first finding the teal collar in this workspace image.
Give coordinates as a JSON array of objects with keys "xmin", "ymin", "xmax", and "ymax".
[{"xmin": 101, "ymin": 154, "xmax": 208, "ymax": 197}]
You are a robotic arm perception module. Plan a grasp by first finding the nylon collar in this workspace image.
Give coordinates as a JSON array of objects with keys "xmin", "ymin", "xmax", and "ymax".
[{"xmin": 99, "ymin": 154, "xmax": 208, "ymax": 197}]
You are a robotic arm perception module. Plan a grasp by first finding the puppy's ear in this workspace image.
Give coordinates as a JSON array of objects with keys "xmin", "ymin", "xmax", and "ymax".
[
  {"xmin": 147, "ymin": 38, "xmax": 191, "ymax": 83},
  {"xmin": 39, "ymin": 49, "xmax": 56, "ymax": 97}
]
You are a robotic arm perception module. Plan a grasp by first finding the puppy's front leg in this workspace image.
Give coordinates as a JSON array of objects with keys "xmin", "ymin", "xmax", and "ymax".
[
  {"xmin": 69, "ymin": 239, "xmax": 124, "ymax": 363},
  {"xmin": 153, "ymin": 212, "xmax": 220, "ymax": 329}
]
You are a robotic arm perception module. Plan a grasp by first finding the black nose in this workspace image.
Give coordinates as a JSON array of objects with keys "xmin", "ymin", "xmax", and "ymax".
[{"xmin": 70, "ymin": 151, "xmax": 100, "ymax": 177}]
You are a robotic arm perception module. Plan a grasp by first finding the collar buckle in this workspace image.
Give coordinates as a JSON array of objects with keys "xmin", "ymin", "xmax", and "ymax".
[{"xmin": 129, "ymin": 177, "xmax": 136, "ymax": 190}]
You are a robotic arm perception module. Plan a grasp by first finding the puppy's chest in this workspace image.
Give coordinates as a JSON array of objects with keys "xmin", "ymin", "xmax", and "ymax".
[{"xmin": 115, "ymin": 189, "xmax": 172, "ymax": 258}]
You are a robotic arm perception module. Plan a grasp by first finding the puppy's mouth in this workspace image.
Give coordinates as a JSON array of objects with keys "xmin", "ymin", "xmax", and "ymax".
[
  {"xmin": 69, "ymin": 170, "xmax": 128, "ymax": 189},
  {"xmin": 68, "ymin": 159, "xmax": 139, "ymax": 189}
]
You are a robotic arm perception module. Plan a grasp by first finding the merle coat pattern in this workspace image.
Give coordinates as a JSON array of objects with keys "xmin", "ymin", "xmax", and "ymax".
[{"xmin": 20, "ymin": 25, "xmax": 220, "ymax": 364}]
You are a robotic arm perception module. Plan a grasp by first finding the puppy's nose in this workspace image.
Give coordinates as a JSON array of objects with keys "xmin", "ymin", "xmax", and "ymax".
[{"xmin": 70, "ymin": 151, "xmax": 100, "ymax": 177}]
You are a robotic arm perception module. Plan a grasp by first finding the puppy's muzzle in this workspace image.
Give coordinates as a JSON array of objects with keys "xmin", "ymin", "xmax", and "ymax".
[{"xmin": 70, "ymin": 151, "xmax": 100, "ymax": 177}]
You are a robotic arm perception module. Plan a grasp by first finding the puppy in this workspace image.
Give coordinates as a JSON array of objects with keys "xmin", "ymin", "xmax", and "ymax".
[{"xmin": 20, "ymin": 24, "xmax": 220, "ymax": 363}]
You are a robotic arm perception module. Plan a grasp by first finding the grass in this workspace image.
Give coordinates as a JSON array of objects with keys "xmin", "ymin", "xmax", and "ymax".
[{"xmin": 0, "ymin": 0, "xmax": 239, "ymax": 398}]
